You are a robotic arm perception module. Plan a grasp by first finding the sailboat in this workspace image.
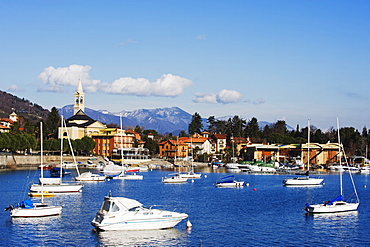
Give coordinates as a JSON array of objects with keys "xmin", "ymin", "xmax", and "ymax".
[
  {"xmin": 215, "ymin": 175, "xmax": 244, "ymax": 187},
  {"xmin": 107, "ymin": 114, "xmax": 143, "ymax": 180},
  {"xmin": 304, "ymin": 118, "xmax": 359, "ymax": 213},
  {"xmin": 5, "ymin": 123, "xmax": 62, "ymax": 217},
  {"xmin": 181, "ymin": 138, "xmax": 201, "ymax": 178},
  {"xmin": 225, "ymin": 135, "xmax": 242, "ymax": 171},
  {"xmin": 283, "ymin": 119, "xmax": 324, "ymax": 186},
  {"xmin": 30, "ymin": 117, "xmax": 83, "ymax": 193}
]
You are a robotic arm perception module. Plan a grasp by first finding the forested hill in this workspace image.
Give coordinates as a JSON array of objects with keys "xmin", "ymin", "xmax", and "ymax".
[{"xmin": 0, "ymin": 90, "xmax": 50, "ymax": 123}]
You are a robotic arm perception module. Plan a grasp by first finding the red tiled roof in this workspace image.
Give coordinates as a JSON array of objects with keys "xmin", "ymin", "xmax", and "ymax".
[{"xmin": 213, "ymin": 134, "xmax": 227, "ymax": 139}]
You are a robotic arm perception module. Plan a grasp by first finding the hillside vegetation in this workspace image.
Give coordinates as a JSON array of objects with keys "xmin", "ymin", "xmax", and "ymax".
[{"xmin": 0, "ymin": 90, "xmax": 49, "ymax": 123}]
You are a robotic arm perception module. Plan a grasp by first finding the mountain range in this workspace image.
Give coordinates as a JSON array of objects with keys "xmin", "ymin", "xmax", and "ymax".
[
  {"xmin": 0, "ymin": 90, "xmax": 291, "ymax": 134},
  {"xmin": 58, "ymin": 105, "xmax": 193, "ymax": 134},
  {"xmin": 58, "ymin": 105, "xmax": 292, "ymax": 134}
]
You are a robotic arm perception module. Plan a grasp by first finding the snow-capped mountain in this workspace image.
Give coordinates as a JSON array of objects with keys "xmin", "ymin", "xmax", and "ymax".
[
  {"xmin": 58, "ymin": 105, "xmax": 192, "ymax": 134},
  {"xmin": 58, "ymin": 105, "xmax": 288, "ymax": 134}
]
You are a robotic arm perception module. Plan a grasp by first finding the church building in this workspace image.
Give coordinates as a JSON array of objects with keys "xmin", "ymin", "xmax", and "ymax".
[{"xmin": 58, "ymin": 79, "xmax": 107, "ymax": 140}]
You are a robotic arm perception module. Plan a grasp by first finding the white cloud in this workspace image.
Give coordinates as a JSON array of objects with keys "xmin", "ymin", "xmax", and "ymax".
[
  {"xmin": 6, "ymin": 84, "xmax": 23, "ymax": 92},
  {"xmin": 37, "ymin": 64, "xmax": 99, "ymax": 92},
  {"xmin": 193, "ymin": 93, "xmax": 217, "ymax": 103},
  {"xmin": 193, "ymin": 89, "xmax": 244, "ymax": 104},
  {"xmin": 101, "ymin": 74, "xmax": 192, "ymax": 97},
  {"xmin": 37, "ymin": 65, "xmax": 192, "ymax": 97},
  {"xmin": 216, "ymin": 89, "xmax": 243, "ymax": 104},
  {"xmin": 196, "ymin": 34, "xmax": 207, "ymax": 40}
]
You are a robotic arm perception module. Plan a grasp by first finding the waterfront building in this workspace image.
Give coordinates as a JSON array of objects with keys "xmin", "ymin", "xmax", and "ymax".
[
  {"xmin": 91, "ymin": 128, "xmax": 135, "ymax": 157},
  {"xmin": 158, "ymin": 139, "xmax": 189, "ymax": 161}
]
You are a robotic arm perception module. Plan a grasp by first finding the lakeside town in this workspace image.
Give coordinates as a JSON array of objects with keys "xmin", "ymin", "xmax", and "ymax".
[{"xmin": 0, "ymin": 80, "xmax": 369, "ymax": 173}]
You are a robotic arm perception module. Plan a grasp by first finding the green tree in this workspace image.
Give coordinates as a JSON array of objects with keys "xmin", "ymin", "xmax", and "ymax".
[
  {"xmin": 230, "ymin": 115, "xmax": 245, "ymax": 137},
  {"xmin": 188, "ymin": 112, "xmax": 203, "ymax": 135},
  {"xmin": 46, "ymin": 107, "xmax": 60, "ymax": 138},
  {"xmin": 144, "ymin": 138, "xmax": 159, "ymax": 155},
  {"xmin": 81, "ymin": 136, "xmax": 96, "ymax": 154},
  {"xmin": 245, "ymin": 117, "xmax": 260, "ymax": 141}
]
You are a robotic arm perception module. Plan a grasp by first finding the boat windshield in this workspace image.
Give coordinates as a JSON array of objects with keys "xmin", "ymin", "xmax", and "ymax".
[{"xmin": 100, "ymin": 200, "xmax": 120, "ymax": 213}]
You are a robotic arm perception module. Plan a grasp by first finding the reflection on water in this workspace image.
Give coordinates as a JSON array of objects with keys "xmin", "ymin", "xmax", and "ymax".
[
  {"xmin": 305, "ymin": 211, "xmax": 359, "ymax": 246},
  {"xmin": 11, "ymin": 215, "xmax": 62, "ymax": 226},
  {"xmin": 307, "ymin": 210, "xmax": 359, "ymax": 219},
  {"xmin": 95, "ymin": 228, "xmax": 188, "ymax": 246}
]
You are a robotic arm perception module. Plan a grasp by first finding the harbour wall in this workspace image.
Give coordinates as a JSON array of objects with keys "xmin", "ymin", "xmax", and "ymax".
[{"xmin": 0, "ymin": 155, "xmax": 104, "ymax": 169}]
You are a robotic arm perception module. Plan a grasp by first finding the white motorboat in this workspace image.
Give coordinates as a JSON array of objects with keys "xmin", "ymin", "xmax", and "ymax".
[
  {"xmin": 91, "ymin": 194, "xmax": 188, "ymax": 231},
  {"xmin": 162, "ymin": 173, "xmax": 188, "ymax": 183},
  {"xmin": 100, "ymin": 159, "xmax": 125, "ymax": 175},
  {"xmin": 5, "ymin": 123, "xmax": 63, "ymax": 217},
  {"xmin": 283, "ymin": 120, "xmax": 324, "ymax": 186},
  {"xmin": 215, "ymin": 175, "xmax": 244, "ymax": 187},
  {"xmin": 304, "ymin": 118, "xmax": 359, "ymax": 214},
  {"xmin": 75, "ymin": 171, "xmax": 106, "ymax": 181},
  {"xmin": 107, "ymin": 171, "xmax": 143, "ymax": 180}
]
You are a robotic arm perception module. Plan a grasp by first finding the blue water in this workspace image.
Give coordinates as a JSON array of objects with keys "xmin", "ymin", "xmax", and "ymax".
[{"xmin": 1, "ymin": 167, "xmax": 370, "ymax": 246}]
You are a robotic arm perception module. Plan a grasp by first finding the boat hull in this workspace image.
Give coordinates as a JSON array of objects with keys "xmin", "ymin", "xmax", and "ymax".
[
  {"xmin": 305, "ymin": 202, "xmax": 359, "ymax": 213},
  {"xmin": 216, "ymin": 181, "xmax": 244, "ymax": 187},
  {"xmin": 92, "ymin": 212, "xmax": 188, "ymax": 231},
  {"xmin": 162, "ymin": 178, "xmax": 188, "ymax": 183},
  {"xmin": 11, "ymin": 205, "xmax": 62, "ymax": 217},
  {"xmin": 30, "ymin": 183, "xmax": 83, "ymax": 193},
  {"xmin": 75, "ymin": 172, "xmax": 106, "ymax": 181},
  {"xmin": 180, "ymin": 173, "xmax": 201, "ymax": 178},
  {"xmin": 283, "ymin": 177, "xmax": 324, "ymax": 186}
]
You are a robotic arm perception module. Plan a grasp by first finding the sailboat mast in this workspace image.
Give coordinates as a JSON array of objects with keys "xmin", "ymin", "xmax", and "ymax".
[
  {"xmin": 120, "ymin": 114, "xmax": 124, "ymax": 174},
  {"xmin": 63, "ymin": 117, "xmax": 81, "ymax": 177},
  {"xmin": 40, "ymin": 122, "xmax": 44, "ymax": 203},
  {"xmin": 337, "ymin": 118, "xmax": 343, "ymax": 196},
  {"xmin": 307, "ymin": 119, "xmax": 310, "ymax": 172},
  {"xmin": 60, "ymin": 116, "xmax": 64, "ymax": 183},
  {"xmin": 40, "ymin": 122, "xmax": 44, "ymax": 180}
]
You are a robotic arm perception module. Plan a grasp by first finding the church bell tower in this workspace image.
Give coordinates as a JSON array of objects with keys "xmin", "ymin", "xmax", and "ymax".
[{"xmin": 73, "ymin": 78, "xmax": 85, "ymax": 115}]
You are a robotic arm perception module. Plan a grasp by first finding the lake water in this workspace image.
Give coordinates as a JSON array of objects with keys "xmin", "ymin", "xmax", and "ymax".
[{"xmin": 1, "ymin": 167, "xmax": 370, "ymax": 246}]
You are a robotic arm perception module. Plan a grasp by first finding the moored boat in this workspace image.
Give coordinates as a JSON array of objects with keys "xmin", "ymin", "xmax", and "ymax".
[
  {"xmin": 91, "ymin": 194, "xmax": 188, "ymax": 231},
  {"xmin": 162, "ymin": 173, "xmax": 188, "ymax": 183},
  {"xmin": 215, "ymin": 175, "xmax": 244, "ymax": 187},
  {"xmin": 75, "ymin": 171, "xmax": 106, "ymax": 181},
  {"xmin": 304, "ymin": 118, "xmax": 359, "ymax": 214}
]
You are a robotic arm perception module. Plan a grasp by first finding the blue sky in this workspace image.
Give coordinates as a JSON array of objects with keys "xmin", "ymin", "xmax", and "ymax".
[{"xmin": 1, "ymin": 1, "xmax": 369, "ymax": 131}]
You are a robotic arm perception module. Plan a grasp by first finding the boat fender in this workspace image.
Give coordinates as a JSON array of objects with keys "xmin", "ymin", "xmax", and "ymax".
[{"xmin": 186, "ymin": 219, "xmax": 192, "ymax": 228}]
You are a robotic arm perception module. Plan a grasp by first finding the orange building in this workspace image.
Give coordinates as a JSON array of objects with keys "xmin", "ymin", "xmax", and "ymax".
[{"xmin": 158, "ymin": 139, "xmax": 189, "ymax": 160}]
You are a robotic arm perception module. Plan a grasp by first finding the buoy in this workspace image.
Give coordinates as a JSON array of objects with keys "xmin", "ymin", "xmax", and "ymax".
[
  {"xmin": 245, "ymin": 183, "xmax": 250, "ymax": 186},
  {"xmin": 191, "ymin": 179, "xmax": 194, "ymax": 183},
  {"xmin": 253, "ymin": 188, "xmax": 257, "ymax": 191},
  {"xmin": 364, "ymin": 185, "xmax": 367, "ymax": 188},
  {"xmin": 204, "ymin": 175, "xmax": 207, "ymax": 178},
  {"xmin": 186, "ymin": 219, "xmax": 192, "ymax": 228}
]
